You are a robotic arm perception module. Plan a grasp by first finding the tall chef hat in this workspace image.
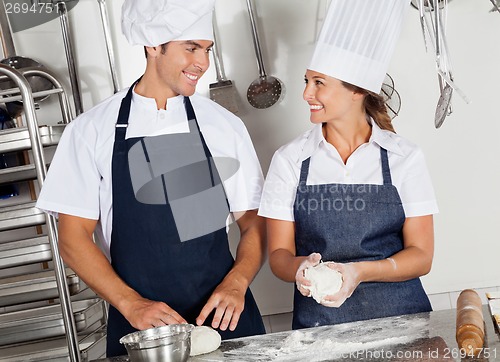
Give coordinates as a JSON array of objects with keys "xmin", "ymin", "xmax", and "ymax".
[
  {"xmin": 121, "ymin": 0, "xmax": 215, "ymax": 47},
  {"xmin": 309, "ymin": 0, "xmax": 410, "ymax": 93}
]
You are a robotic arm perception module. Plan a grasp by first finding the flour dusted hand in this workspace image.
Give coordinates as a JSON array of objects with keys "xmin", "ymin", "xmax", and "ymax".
[
  {"xmin": 319, "ymin": 262, "xmax": 361, "ymax": 308},
  {"xmin": 303, "ymin": 263, "xmax": 343, "ymax": 304},
  {"xmin": 295, "ymin": 253, "xmax": 322, "ymax": 297}
]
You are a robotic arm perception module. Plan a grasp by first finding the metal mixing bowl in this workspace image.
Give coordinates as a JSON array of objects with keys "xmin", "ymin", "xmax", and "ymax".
[{"xmin": 120, "ymin": 324, "xmax": 194, "ymax": 362}]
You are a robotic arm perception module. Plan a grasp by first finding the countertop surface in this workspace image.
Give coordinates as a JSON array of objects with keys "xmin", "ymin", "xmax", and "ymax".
[{"xmin": 94, "ymin": 306, "xmax": 500, "ymax": 361}]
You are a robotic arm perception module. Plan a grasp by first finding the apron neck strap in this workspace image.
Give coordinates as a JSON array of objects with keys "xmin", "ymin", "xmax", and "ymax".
[
  {"xmin": 298, "ymin": 158, "xmax": 311, "ymax": 185},
  {"xmin": 299, "ymin": 148, "xmax": 393, "ymax": 185},
  {"xmin": 380, "ymin": 147, "xmax": 393, "ymax": 185},
  {"xmin": 115, "ymin": 78, "xmax": 141, "ymax": 141}
]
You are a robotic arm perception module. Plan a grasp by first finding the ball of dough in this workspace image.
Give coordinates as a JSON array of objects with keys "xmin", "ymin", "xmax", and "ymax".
[
  {"xmin": 190, "ymin": 326, "xmax": 221, "ymax": 356},
  {"xmin": 304, "ymin": 263, "xmax": 343, "ymax": 304}
]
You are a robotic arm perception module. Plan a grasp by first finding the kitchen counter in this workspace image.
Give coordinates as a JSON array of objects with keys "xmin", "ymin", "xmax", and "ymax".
[{"xmin": 94, "ymin": 306, "xmax": 499, "ymax": 361}]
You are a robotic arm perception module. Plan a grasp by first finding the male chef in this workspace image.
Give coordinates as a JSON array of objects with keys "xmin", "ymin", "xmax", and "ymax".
[{"xmin": 36, "ymin": 0, "xmax": 266, "ymax": 356}]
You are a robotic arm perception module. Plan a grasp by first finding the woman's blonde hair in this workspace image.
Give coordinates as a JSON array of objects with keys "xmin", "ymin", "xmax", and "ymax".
[{"xmin": 342, "ymin": 81, "xmax": 395, "ymax": 133}]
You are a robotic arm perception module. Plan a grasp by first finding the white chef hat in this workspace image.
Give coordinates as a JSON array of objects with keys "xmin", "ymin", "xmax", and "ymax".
[
  {"xmin": 121, "ymin": 0, "xmax": 215, "ymax": 47},
  {"xmin": 309, "ymin": 0, "xmax": 410, "ymax": 93}
]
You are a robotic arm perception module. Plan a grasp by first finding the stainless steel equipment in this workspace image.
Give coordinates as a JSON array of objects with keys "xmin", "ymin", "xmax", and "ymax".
[
  {"xmin": 97, "ymin": 0, "xmax": 120, "ymax": 93},
  {"xmin": 414, "ymin": 0, "xmax": 470, "ymax": 128},
  {"xmin": 209, "ymin": 13, "xmax": 238, "ymax": 114},
  {"xmin": 0, "ymin": 298, "xmax": 105, "ymax": 346},
  {"xmin": 0, "ymin": 0, "xmax": 53, "ymax": 106},
  {"xmin": 380, "ymin": 73, "xmax": 402, "ymax": 119},
  {"xmin": 56, "ymin": 0, "xmax": 84, "ymax": 116},
  {"xmin": 0, "ymin": 64, "xmax": 106, "ymax": 361},
  {"xmin": 245, "ymin": 0, "xmax": 283, "ymax": 109},
  {"xmin": 120, "ymin": 324, "xmax": 194, "ymax": 362},
  {"xmin": 490, "ymin": 0, "xmax": 500, "ymax": 12}
]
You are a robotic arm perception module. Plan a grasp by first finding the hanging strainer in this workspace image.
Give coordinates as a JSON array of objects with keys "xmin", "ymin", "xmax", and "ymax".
[
  {"xmin": 245, "ymin": 0, "xmax": 283, "ymax": 109},
  {"xmin": 380, "ymin": 74, "xmax": 402, "ymax": 119}
]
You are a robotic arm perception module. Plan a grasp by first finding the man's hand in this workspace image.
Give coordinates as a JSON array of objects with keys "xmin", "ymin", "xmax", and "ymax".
[
  {"xmin": 195, "ymin": 274, "xmax": 246, "ymax": 332},
  {"xmin": 122, "ymin": 297, "xmax": 187, "ymax": 330}
]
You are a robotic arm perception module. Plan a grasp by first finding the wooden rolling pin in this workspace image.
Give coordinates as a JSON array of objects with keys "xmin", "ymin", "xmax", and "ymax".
[{"xmin": 456, "ymin": 289, "xmax": 485, "ymax": 356}]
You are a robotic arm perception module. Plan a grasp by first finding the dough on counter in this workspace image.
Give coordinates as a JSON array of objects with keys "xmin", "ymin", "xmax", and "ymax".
[
  {"xmin": 304, "ymin": 263, "xmax": 343, "ymax": 304},
  {"xmin": 190, "ymin": 326, "xmax": 222, "ymax": 356}
]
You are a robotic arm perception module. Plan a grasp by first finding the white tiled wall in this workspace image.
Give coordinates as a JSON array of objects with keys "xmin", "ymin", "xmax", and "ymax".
[
  {"xmin": 262, "ymin": 312, "xmax": 293, "ymax": 334},
  {"xmin": 431, "ymin": 286, "xmax": 500, "ymax": 310},
  {"xmin": 262, "ymin": 286, "xmax": 500, "ymax": 334}
]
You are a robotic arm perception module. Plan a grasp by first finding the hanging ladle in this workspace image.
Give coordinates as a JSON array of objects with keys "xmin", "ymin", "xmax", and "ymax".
[{"xmin": 245, "ymin": 0, "xmax": 282, "ymax": 109}]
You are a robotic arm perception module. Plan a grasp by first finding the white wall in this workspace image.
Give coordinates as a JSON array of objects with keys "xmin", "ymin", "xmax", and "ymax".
[{"xmin": 6, "ymin": 0, "xmax": 500, "ymax": 315}]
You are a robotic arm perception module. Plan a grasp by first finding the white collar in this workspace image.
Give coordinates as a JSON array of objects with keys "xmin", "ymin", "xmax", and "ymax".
[
  {"xmin": 298, "ymin": 117, "xmax": 404, "ymax": 163},
  {"xmin": 131, "ymin": 86, "xmax": 184, "ymax": 111}
]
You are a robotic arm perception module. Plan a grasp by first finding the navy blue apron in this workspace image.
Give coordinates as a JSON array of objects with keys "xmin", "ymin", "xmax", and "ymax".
[
  {"xmin": 106, "ymin": 82, "xmax": 265, "ymax": 357},
  {"xmin": 292, "ymin": 146, "xmax": 431, "ymax": 329}
]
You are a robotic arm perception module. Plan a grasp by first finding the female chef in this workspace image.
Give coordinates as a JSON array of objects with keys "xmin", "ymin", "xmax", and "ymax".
[{"xmin": 258, "ymin": 0, "xmax": 438, "ymax": 329}]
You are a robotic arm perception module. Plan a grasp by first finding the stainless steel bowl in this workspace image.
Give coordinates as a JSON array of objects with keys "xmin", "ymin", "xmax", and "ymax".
[{"xmin": 120, "ymin": 324, "xmax": 194, "ymax": 362}]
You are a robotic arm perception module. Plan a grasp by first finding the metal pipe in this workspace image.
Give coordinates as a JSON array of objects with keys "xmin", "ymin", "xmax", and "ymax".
[
  {"xmin": 490, "ymin": 0, "xmax": 500, "ymax": 13},
  {"xmin": 211, "ymin": 13, "xmax": 226, "ymax": 82},
  {"xmin": 97, "ymin": 0, "xmax": 119, "ymax": 93},
  {"xmin": 0, "ymin": 87, "xmax": 61, "ymax": 99},
  {"xmin": 0, "ymin": 0, "xmax": 16, "ymax": 58},
  {"xmin": 245, "ymin": 0, "xmax": 267, "ymax": 77},
  {"xmin": 56, "ymin": 1, "xmax": 84, "ymax": 116},
  {"xmin": 22, "ymin": 68, "xmax": 73, "ymax": 123},
  {"xmin": 0, "ymin": 63, "xmax": 81, "ymax": 362}
]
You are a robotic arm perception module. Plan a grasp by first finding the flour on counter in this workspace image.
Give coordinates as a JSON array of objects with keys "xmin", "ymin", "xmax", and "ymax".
[
  {"xmin": 222, "ymin": 315, "xmax": 429, "ymax": 362},
  {"xmin": 273, "ymin": 330, "xmax": 413, "ymax": 361}
]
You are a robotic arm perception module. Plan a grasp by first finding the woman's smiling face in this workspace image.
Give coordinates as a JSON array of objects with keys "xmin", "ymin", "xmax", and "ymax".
[{"xmin": 303, "ymin": 70, "xmax": 361, "ymax": 124}]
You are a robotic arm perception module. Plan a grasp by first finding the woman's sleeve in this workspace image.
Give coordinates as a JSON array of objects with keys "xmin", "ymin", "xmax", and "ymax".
[
  {"xmin": 258, "ymin": 150, "xmax": 299, "ymax": 221},
  {"xmin": 399, "ymin": 148, "xmax": 439, "ymax": 218}
]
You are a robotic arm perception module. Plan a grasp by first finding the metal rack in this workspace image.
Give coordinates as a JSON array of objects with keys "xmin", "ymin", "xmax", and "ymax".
[{"xmin": 0, "ymin": 64, "xmax": 106, "ymax": 361}]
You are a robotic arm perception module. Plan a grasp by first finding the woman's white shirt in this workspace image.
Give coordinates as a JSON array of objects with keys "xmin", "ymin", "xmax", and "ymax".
[
  {"xmin": 258, "ymin": 120, "xmax": 438, "ymax": 221},
  {"xmin": 36, "ymin": 88, "xmax": 264, "ymax": 259}
]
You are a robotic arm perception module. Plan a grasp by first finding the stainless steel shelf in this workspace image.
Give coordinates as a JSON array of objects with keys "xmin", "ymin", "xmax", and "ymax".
[
  {"xmin": 0, "ymin": 235, "xmax": 52, "ymax": 269},
  {"xmin": 0, "ymin": 298, "xmax": 105, "ymax": 346},
  {"xmin": 0, "ymin": 326, "xmax": 106, "ymax": 362},
  {"xmin": 0, "ymin": 63, "xmax": 94, "ymax": 362},
  {"xmin": 0, "ymin": 201, "xmax": 46, "ymax": 232},
  {"xmin": 0, "ymin": 124, "xmax": 65, "ymax": 153},
  {"xmin": 0, "ymin": 162, "xmax": 51, "ymax": 185},
  {"xmin": 0, "ymin": 86, "xmax": 64, "ymax": 103},
  {"xmin": 0, "ymin": 269, "xmax": 86, "ymax": 307}
]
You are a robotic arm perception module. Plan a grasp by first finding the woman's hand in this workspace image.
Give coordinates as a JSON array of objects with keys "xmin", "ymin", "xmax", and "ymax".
[
  {"xmin": 321, "ymin": 262, "xmax": 361, "ymax": 308},
  {"xmin": 295, "ymin": 252, "xmax": 322, "ymax": 297}
]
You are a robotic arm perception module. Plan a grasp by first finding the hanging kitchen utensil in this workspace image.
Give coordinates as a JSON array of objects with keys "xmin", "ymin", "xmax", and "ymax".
[
  {"xmin": 490, "ymin": 0, "xmax": 500, "ymax": 13},
  {"xmin": 416, "ymin": 0, "xmax": 429, "ymax": 52},
  {"xmin": 97, "ymin": 0, "xmax": 120, "ymax": 93},
  {"xmin": 419, "ymin": 0, "xmax": 463, "ymax": 127},
  {"xmin": 432, "ymin": 0, "xmax": 450, "ymax": 128},
  {"xmin": 245, "ymin": 0, "xmax": 283, "ymax": 109},
  {"xmin": 380, "ymin": 74, "xmax": 402, "ymax": 119},
  {"xmin": 0, "ymin": 0, "xmax": 53, "ymax": 105},
  {"xmin": 410, "ymin": 0, "xmax": 453, "ymax": 11},
  {"xmin": 434, "ymin": 83, "xmax": 452, "ymax": 128},
  {"xmin": 209, "ymin": 12, "xmax": 238, "ymax": 114},
  {"xmin": 56, "ymin": 0, "xmax": 83, "ymax": 116}
]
